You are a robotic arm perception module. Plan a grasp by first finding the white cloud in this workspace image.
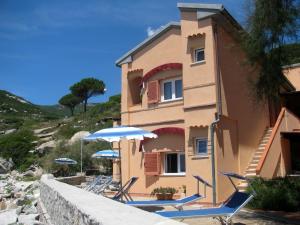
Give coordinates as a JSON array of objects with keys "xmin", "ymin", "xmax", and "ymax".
[
  {"xmin": 146, "ymin": 26, "xmax": 164, "ymax": 37},
  {"xmin": 147, "ymin": 27, "xmax": 155, "ymax": 36}
]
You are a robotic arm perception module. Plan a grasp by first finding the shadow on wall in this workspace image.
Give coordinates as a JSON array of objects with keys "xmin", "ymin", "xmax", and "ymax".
[{"xmin": 216, "ymin": 116, "xmax": 238, "ymax": 157}]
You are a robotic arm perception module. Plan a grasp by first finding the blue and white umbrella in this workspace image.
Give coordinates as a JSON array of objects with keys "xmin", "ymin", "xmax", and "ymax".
[
  {"xmin": 92, "ymin": 150, "xmax": 119, "ymax": 159},
  {"xmin": 84, "ymin": 126, "xmax": 157, "ymax": 142},
  {"xmin": 54, "ymin": 158, "xmax": 77, "ymax": 165},
  {"xmin": 81, "ymin": 126, "xmax": 157, "ymax": 184}
]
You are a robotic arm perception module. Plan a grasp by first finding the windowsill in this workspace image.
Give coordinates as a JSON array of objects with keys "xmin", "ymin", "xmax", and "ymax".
[
  {"xmin": 191, "ymin": 154, "xmax": 209, "ymax": 160},
  {"xmin": 160, "ymin": 173, "xmax": 186, "ymax": 177},
  {"xmin": 190, "ymin": 60, "xmax": 206, "ymax": 66},
  {"xmin": 160, "ymin": 97, "xmax": 183, "ymax": 104}
]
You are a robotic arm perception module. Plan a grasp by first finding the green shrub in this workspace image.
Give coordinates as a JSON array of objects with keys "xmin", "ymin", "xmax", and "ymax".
[
  {"xmin": 0, "ymin": 129, "xmax": 37, "ymax": 171},
  {"xmin": 151, "ymin": 187, "xmax": 177, "ymax": 196},
  {"xmin": 247, "ymin": 177, "xmax": 300, "ymax": 212}
]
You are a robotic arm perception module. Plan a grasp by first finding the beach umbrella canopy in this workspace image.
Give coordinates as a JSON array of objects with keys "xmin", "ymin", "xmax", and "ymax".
[
  {"xmin": 92, "ymin": 150, "xmax": 119, "ymax": 159},
  {"xmin": 84, "ymin": 126, "xmax": 158, "ymax": 142},
  {"xmin": 54, "ymin": 158, "xmax": 77, "ymax": 165},
  {"xmin": 82, "ymin": 126, "xmax": 157, "ymax": 186}
]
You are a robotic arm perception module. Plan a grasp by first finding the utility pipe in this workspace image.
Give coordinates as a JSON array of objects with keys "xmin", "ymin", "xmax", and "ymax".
[
  {"xmin": 210, "ymin": 115, "xmax": 220, "ymax": 206},
  {"xmin": 210, "ymin": 22, "xmax": 222, "ymax": 206}
]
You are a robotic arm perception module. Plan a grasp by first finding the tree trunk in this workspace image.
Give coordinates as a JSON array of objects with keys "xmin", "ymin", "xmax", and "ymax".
[
  {"xmin": 84, "ymin": 99, "xmax": 88, "ymax": 112},
  {"xmin": 70, "ymin": 107, "xmax": 74, "ymax": 116}
]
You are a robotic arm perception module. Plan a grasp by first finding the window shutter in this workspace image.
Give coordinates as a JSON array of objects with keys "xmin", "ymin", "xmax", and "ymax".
[
  {"xmin": 144, "ymin": 152, "xmax": 160, "ymax": 175},
  {"xmin": 134, "ymin": 76, "xmax": 143, "ymax": 88},
  {"xmin": 147, "ymin": 80, "xmax": 160, "ymax": 104}
]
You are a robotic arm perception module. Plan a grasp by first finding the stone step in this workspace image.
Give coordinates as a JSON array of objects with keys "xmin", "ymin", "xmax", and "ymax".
[
  {"xmin": 260, "ymin": 140, "xmax": 270, "ymax": 144},
  {"xmin": 246, "ymin": 168, "xmax": 257, "ymax": 173},
  {"xmin": 258, "ymin": 142, "xmax": 268, "ymax": 147},
  {"xmin": 252, "ymin": 155, "xmax": 262, "ymax": 160},
  {"xmin": 247, "ymin": 164, "xmax": 258, "ymax": 169},
  {"xmin": 238, "ymin": 182, "xmax": 248, "ymax": 188},
  {"xmin": 245, "ymin": 173, "xmax": 257, "ymax": 177},
  {"xmin": 251, "ymin": 160, "xmax": 260, "ymax": 164},
  {"xmin": 253, "ymin": 152, "xmax": 264, "ymax": 157}
]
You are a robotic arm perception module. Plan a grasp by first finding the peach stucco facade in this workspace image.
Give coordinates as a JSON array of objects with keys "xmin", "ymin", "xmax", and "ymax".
[
  {"xmin": 284, "ymin": 64, "xmax": 300, "ymax": 90},
  {"xmin": 115, "ymin": 3, "xmax": 300, "ymax": 203}
]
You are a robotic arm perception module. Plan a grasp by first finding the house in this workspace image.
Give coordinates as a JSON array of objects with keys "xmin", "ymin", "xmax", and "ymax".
[{"xmin": 115, "ymin": 3, "xmax": 300, "ymax": 204}]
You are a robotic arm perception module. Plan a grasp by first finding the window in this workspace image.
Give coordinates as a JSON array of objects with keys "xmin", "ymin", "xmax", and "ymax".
[
  {"xmin": 195, "ymin": 138, "xmax": 208, "ymax": 155},
  {"xmin": 161, "ymin": 78, "xmax": 183, "ymax": 102},
  {"xmin": 194, "ymin": 48, "xmax": 205, "ymax": 62},
  {"xmin": 164, "ymin": 153, "xmax": 185, "ymax": 174}
]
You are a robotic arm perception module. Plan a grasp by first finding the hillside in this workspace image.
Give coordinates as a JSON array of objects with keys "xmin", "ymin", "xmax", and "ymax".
[
  {"xmin": 0, "ymin": 90, "xmax": 66, "ymax": 131},
  {"xmin": 0, "ymin": 91, "xmax": 121, "ymax": 172}
]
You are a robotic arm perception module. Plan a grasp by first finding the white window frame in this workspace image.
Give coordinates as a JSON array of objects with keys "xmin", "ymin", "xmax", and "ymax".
[
  {"xmin": 195, "ymin": 138, "xmax": 208, "ymax": 155},
  {"xmin": 161, "ymin": 78, "xmax": 183, "ymax": 102},
  {"xmin": 164, "ymin": 152, "xmax": 186, "ymax": 175},
  {"xmin": 194, "ymin": 48, "xmax": 205, "ymax": 63}
]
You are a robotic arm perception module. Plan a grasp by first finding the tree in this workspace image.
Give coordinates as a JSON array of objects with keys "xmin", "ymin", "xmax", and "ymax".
[
  {"xmin": 242, "ymin": 0, "xmax": 299, "ymax": 102},
  {"xmin": 59, "ymin": 94, "xmax": 81, "ymax": 116},
  {"xmin": 70, "ymin": 78, "xmax": 106, "ymax": 112}
]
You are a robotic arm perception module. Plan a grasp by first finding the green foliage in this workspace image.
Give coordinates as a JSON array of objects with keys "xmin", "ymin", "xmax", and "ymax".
[
  {"xmin": 281, "ymin": 43, "xmax": 300, "ymax": 65},
  {"xmin": 247, "ymin": 177, "xmax": 300, "ymax": 211},
  {"xmin": 0, "ymin": 129, "xmax": 37, "ymax": 171},
  {"xmin": 70, "ymin": 78, "xmax": 106, "ymax": 112},
  {"xmin": 59, "ymin": 94, "xmax": 82, "ymax": 116},
  {"xmin": 151, "ymin": 187, "xmax": 177, "ymax": 195},
  {"xmin": 54, "ymin": 123, "xmax": 81, "ymax": 140},
  {"xmin": 39, "ymin": 140, "xmax": 112, "ymax": 176},
  {"xmin": 242, "ymin": 0, "xmax": 299, "ymax": 102},
  {"xmin": 54, "ymin": 94, "xmax": 120, "ymax": 139}
]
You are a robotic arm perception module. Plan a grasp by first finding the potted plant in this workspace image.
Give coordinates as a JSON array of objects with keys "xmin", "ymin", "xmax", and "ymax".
[{"xmin": 151, "ymin": 187, "xmax": 177, "ymax": 200}]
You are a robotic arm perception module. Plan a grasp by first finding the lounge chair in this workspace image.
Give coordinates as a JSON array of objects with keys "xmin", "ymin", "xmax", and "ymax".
[
  {"xmin": 85, "ymin": 175, "xmax": 113, "ymax": 194},
  {"xmin": 156, "ymin": 172, "xmax": 255, "ymax": 225},
  {"xmin": 126, "ymin": 175, "xmax": 212, "ymax": 210},
  {"xmin": 112, "ymin": 176, "xmax": 138, "ymax": 201}
]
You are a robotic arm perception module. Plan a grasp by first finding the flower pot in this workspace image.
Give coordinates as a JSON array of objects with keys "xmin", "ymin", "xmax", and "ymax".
[{"xmin": 156, "ymin": 193, "xmax": 174, "ymax": 200}]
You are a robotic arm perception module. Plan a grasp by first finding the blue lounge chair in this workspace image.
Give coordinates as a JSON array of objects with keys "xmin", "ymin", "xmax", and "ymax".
[
  {"xmin": 156, "ymin": 172, "xmax": 255, "ymax": 225},
  {"xmin": 126, "ymin": 175, "xmax": 212, "ymax": 210},
  {"xmin": 112, "ymin": 176, "xmax": 138, "ymax": 201}
]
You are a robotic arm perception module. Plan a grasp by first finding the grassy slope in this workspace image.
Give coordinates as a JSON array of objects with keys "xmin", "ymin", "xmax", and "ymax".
[
  {"xmin": 54, "ymin": 94, "xmax": 121, "ymax": 139},
  {"xmin": 0, "ymin": 90, "xmax": 61, "ymax": 130}
]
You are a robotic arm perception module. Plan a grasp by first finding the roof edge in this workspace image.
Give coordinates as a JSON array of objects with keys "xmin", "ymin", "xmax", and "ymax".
[
  {"xmin": 282, "ymin": 63, "xmax": 300, "ymax": 69},
  {"xmin": 115, "ymin": 21, "xmax": 181, "ymax": 67},
  {"xmin": 177, "ymin": 3, "xmax": 224, "ymax": 11}
]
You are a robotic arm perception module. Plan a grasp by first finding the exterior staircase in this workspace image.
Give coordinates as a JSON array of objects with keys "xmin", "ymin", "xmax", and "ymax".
[{"xmin": 238, "ymin": 127, "xmax": 273, "ymax": 191}]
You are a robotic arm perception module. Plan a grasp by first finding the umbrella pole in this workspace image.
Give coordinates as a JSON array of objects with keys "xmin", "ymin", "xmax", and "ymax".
[{"xmin": 80, "ymin": 139, "xmax": 83, "ymax": 175}]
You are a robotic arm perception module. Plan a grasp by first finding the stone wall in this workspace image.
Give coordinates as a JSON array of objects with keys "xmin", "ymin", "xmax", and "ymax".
[
  {"xmin": 56, "ymin": 175, "xmax": 86, "ymax": 186},
  {"xmin": 39, "ymin": 174, "xmax": 185, "ymax": 225}
]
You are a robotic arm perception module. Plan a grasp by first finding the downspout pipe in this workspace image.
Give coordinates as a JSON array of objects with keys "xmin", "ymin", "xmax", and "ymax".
[
  {"xmin": 211, "ymin": 21, "xmax": 222, "ymax": 206},
  {"xmin": 210, "ymin": 115, "xmax": 220, "ymax": 206}
]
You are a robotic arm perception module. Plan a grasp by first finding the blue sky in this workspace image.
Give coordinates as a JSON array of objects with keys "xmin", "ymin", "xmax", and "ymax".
[{"xmin": 0, "ymin": 0, "xmax": 246, "ymax": 105}]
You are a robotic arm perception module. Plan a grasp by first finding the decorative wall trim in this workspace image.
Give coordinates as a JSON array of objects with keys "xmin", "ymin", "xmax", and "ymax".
[
  {"xmin": 122, "ymin": 102, "xmax": 184, "ymax": 114},
  {"xmin": 184, "ymin": 102, "xmax": 216, "ymax": 110},
  {"xmin": 124, "ymin": 119, "xmax": 185, "ymax": 128},
  {"xmin": 183, "ymin": 82, "xmax": 215, "ymax": 90}
]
